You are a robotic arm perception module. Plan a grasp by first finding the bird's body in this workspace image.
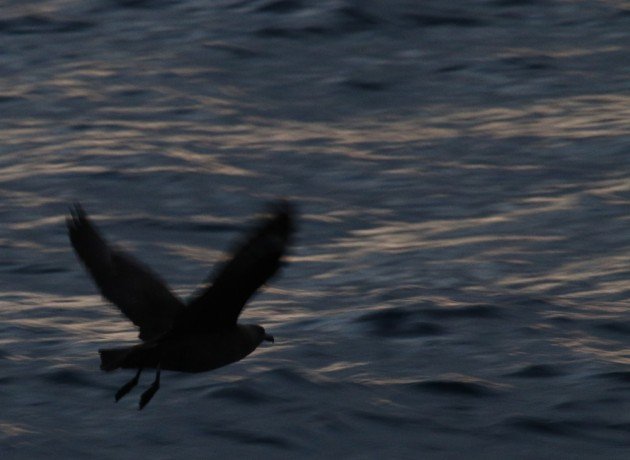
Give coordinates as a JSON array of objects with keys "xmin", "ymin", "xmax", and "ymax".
[
  {"xmin": 100, "ymin": 324, "xmax": 268, "ymax": 373},
  {"xmin": 67, "ymin": 201, "xmax": 293, "ymax": 409}
]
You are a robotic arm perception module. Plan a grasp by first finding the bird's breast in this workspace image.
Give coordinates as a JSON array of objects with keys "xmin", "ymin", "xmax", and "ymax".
[{"xmin": 157, "ymin": 330, "xmax": 260, "ymax": 373}]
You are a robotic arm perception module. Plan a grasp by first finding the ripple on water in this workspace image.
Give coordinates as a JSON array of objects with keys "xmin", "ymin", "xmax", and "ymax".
[
  {"xmin": 356, "ymin": 307, "xmax": 447, "ymax": 338},
  {"xmin": 256, "ymin": 0, "xmax": 304, "ymax": 14},
  {"xmin": 40, "ymin": 365, "xmax": 96, "ymax": 388},
  {"xmin": 405, "ymin": 13, "xmax": 486, "ymax": 28},
  {"xmin": 506, "ymin": 364, "xmax": 565, "ymax": 378},
  {"xmin": 351, "ymin": 409, "xmax": 429, "ymax": 429},
  {"xmin": 505, "ymin": 416, "xmax": 597, "ymax": 438},
  {"xmin": 107, "ymin": 0, "xmax": 175, "ymax": 9},
  {"xmin": 210, "ymin": 383, "xmax": 274, "ymax": 405},
  {"xmin": 0, "ymin": 352, "xmax": 16, "ymax": 385},
  {"xmin": 266, "ymin": 366, "xmax": 337, "ymax": 389},
  {"xmin": 595, "ymin": 371, "xmax": 630, "ymax": 384},
  {"xmin": 199, "ymin": 425, "xmax": 294, "ymax": 450},
  {"xmin": 0, "ymin": 15, "xmax": 94, "ymax": 35},
  {"xmin": 119, "ymin": 216, "xmax": 239, "ymax": 233},
  {"xmin": 0, "ymin": 375, "xmax": 16, "ymax": 386},
  {"xmin": 421, "ymin": 304, "xmax": 503, "ymax": 320},
  {"xmin": 11, "ymin": 264, "xmax": 69, "ymax": 275},
  {"xmin": 254, "ymin": 3, "xmax": 380, "ymax": 39},
  {"xmin": 593, "ymin": 320, "xmax": 630, "ymax": 337},
  {"xmin": 409, "ymin": 378, "xmax": 500, "ymax": 398}
]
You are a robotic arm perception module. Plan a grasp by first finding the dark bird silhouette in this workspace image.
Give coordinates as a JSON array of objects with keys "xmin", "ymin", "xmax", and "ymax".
[{"xmin": 67, "ymin": 201, "xmax": 294, "ymax": 409}]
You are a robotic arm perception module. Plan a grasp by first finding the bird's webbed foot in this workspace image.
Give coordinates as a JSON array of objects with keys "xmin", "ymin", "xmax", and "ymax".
[
  {"xmin": 115, "ymin": 368, "xmax": 142, "ymax": 402},
  {"xmin": 138, "ymin": 364, "xmax": 161, "ymax": 410}
]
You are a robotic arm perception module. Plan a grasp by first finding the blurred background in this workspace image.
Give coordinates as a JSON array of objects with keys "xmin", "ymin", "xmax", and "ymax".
[{"xmin": 0, "ymin": 0, "xmax": 629, "ymax": 458}]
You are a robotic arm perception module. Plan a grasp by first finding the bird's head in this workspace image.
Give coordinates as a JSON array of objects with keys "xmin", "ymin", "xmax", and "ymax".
[{"xmin": 251, "ymin": 324, "xmax": 274, "ymax": 344}]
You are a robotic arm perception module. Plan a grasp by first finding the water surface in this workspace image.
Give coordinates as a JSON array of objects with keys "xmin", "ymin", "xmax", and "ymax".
[{"xmin": 0, "ymin": 0, "xmax": 629, "ymax": 458}]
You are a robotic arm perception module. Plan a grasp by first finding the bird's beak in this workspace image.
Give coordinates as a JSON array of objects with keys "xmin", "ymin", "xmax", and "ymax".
[{"xmin": 264, "ymin": 333, "xmax": 274, "ymax": 343}]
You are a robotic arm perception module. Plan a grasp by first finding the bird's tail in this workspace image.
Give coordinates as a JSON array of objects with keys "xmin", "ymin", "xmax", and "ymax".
[{"xmin": 99, "ymin": 347, "xmax": 133, "ymax": 372}]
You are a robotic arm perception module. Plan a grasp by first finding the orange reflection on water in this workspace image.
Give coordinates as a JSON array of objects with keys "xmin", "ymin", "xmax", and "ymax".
[
  {"xmin": 166, "ymin": 148, "xmax": 256, "ymax": 177},
  {"xmin": 555, "ymin": 336, "xmax": 630, "ymax": 366},
  {"xmin": 501, "ymin": 45, "xmax": 622, "ymax": 59},
  {"xmin": 440, "ymin": 94, "xmax": 630, "ymax": 139},
  {"xmin": 0, "ymin": 421, "xmax": 34, "ymax": 437}
]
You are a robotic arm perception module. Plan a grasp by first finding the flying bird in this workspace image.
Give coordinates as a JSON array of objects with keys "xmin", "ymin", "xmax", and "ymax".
[{"xmin": 67, "ymin": 201, "xmax": 294, "ymax": 409}]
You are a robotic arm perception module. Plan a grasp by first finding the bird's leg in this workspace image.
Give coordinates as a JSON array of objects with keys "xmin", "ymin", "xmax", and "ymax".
[
  {"xmin": 138, "ymin": 363, "xmax": 161, "ymax": 410},
  {"xmin": 115, "ymin": 368, "xmax": 142, "ymax": 402}
]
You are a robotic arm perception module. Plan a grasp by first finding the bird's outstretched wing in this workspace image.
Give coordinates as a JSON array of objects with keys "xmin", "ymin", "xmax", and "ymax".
[
  {"xmin": 173, "ymin": 200, "xmax": 294, "ymax": 333},
  {"xmin": 67, "ymin": 204, "xmax": 185, "ymax": 341}
]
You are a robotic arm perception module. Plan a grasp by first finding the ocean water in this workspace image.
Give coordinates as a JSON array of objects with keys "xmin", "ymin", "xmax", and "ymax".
[{"xmin": 0, "ymin": 0, "xmax": 629, "ymax": 458}]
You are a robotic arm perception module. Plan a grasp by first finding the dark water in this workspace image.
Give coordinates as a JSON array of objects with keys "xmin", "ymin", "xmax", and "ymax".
[{"xmin": 1, "ymin": 0, "xmax": 629, "ymax": 458}]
